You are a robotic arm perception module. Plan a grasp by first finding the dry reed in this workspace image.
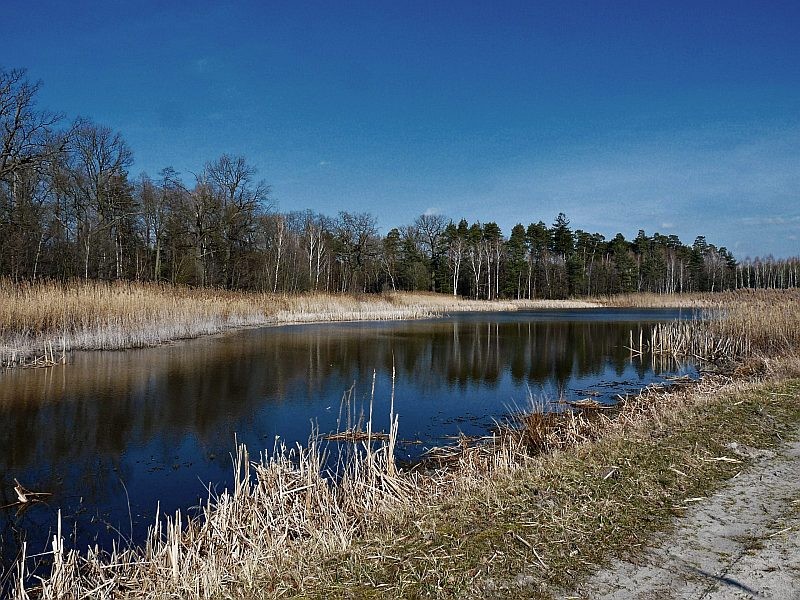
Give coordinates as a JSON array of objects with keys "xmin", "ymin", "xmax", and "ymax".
[
  {"xmin": 11, "ymin": 425, "xmax": 412, "ymax": 598},
  {"xmin": 7, "ymin": 288, "xmax": 798, "ymax": 598},
  {"xmin": 0, "ymin": 280, "xmax": 599, "ymax": 369},
  {"xmin": 592, "ymin": 291, "xmax": 719, "ymax": 308},
  {"xmin": 638, "ymin": 289, "xmax": 800, "ymax": 361}
]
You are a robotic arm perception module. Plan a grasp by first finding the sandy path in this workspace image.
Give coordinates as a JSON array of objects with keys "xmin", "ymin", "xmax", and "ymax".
[{"xmin": 569, "ymin": 435, "xmax": 800, "ymax": 600}]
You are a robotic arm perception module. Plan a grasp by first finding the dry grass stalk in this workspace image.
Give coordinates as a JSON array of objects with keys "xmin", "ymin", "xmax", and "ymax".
[
  {"xmin": 641, "ymin": 289, "xmax": 800, "ymax": 361},
  {"xmin": 8, "ymin": 288, "xmax": 798, "ymax": 598},
  {"xmin": 0, "ymin": 279, "xmax": 599, "ymax": 369}
]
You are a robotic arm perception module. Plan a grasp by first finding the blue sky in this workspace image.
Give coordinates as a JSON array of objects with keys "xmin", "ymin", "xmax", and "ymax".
[{"xmin": 5, "ymin": 0, "xmax": 799, "ymax": 258}]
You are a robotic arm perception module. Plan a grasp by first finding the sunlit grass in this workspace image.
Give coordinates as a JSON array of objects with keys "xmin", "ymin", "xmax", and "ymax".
[
  {"xmin": 0, "ymin": 279, "xmax": 599, "ymax": 368},
  {"xmin": 6, "ymin": 285, "xmax": 800, "ymax": 598}
]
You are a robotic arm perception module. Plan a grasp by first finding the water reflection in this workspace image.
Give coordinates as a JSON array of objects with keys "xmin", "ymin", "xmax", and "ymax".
[{"xmin": 0, "ymin": 308, "xmax": 693, "ymax": 564}]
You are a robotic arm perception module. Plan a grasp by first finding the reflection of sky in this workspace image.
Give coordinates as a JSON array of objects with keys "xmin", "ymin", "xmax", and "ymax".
[{"xmin": 0, "ymin": 309, "xmax": 695, "ymax": 565}]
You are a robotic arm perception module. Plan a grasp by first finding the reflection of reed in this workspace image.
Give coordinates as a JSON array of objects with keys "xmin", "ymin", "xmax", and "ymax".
[
  {"xmin": 0, "ymin": 279, "xmax": 601, "ymax": 369},
  {"xmin": 0, "ymin": 318, "xmax": 677, "ymax": 481}
]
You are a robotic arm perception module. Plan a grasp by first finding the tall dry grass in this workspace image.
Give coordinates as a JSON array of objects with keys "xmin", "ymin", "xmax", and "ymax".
[
  {"xmin": 12, "ymin": 437, "xmax": 413, "ymax": 599},
  {"xmin": 641, "ymin": 289, "xmax": 800, "ymax": 361},
  {"xmin": 590, "ymin": 291, "xmax": 718, "ymax": 308},
  {"xmin": 0, "ymin": 280, "xmax": 273, "ymax": 366},
  {"xmin": 0, "ymin": 280, "xmax": 599, "ymax": 368},
  {"xmin": 7, "ymin": 289, "xmax": 800, "ymax": 598},
  {"xmin": 8, "ymin": 369, "xmax": 749, "ymax": 599}
]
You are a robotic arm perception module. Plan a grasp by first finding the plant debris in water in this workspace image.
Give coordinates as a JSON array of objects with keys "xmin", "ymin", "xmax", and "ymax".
[{"xmin": 4, "ymin": 289, "xmax": 799, "ymax": 599}]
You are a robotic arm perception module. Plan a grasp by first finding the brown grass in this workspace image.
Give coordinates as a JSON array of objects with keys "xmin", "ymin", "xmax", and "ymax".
[
  {"xmin": 638, "ymin": 289, "xmax": 800, "ymax": 361},
  {"xmin": 0, "ymin": 280, "xmax": 599, "ymax": 369},
  {"xmin": 6, "ymin": 287, "xmax": 800, "ymax": 598},
  {"xmin": 590, "ymin": 291, "xmax": 719, "ymax": 308}
]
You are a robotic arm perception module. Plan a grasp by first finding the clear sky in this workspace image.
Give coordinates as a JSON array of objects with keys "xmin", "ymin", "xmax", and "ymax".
[{"xmin": 5, "ymin": 0, "xmax": 799, "ymax": 258}]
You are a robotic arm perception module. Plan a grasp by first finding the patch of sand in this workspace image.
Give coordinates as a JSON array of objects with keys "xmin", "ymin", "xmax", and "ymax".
[{"xmin": 570, "ymin": 435, "xmax": 800, "ymax": 600}]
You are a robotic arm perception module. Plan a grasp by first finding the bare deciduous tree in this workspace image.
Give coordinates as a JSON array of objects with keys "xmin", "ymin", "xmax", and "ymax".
[{"xmin": 204, "ymin": 154, "xmax": 270, "ymax": 288}]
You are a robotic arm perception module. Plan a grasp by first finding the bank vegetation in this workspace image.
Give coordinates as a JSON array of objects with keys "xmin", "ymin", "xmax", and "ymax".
[
  {"xmin": 0, "ymin": 279, "xmax": 599, "ymax": 368},
  {"xmin": 4, "ymin": 289, "xmax": 798, "ymax": 598}
]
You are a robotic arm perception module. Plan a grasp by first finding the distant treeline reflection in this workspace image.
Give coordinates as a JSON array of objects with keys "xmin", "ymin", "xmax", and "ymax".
[
  {"xmin": 1, "ymin": 318, "xmax": 660, "ymax": 470},
  {"xmin": 0, "ymin": 314, "xmax": 691, "ymax": 565}
]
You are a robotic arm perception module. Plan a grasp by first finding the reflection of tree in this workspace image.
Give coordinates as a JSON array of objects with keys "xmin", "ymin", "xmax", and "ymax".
[
  {"xmin": 0, "ymin": 318, "xmax": 666, "ymax": 479},
  {"xmin": 0, "ymin": 315, "xmax": 675, "ymax": 565}
]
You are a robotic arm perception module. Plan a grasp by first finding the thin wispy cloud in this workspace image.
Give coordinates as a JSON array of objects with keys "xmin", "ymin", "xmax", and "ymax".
[
  {"xmin": 459, "ymin": 125, "xmax": 800, "ymax": 258},
  {"xmin": 740, "ymin": 216, "xmax": 800, "ymax": 226},
  {"xmin": 192, "ymin": 58, "xmax": 210, "ymax": 74}
]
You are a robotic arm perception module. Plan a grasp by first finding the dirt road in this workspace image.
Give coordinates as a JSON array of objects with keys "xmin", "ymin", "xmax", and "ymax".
[{"xmin": 570, "ymin": 435, "xmax": 800, "ymax": 599}]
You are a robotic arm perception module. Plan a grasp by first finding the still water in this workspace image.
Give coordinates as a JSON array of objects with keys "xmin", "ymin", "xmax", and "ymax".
[{"xmin": 0, "ymin": 308, "xmax": 694, "ymax": 564}]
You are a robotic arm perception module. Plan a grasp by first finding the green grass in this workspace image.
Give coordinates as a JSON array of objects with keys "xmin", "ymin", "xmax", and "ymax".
[{"xmin": 271, "ymin": 377, "xmax": 800, "ymax": 599}]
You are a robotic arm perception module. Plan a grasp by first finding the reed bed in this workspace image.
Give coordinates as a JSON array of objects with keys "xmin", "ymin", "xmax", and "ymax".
[
  {"xmin": 273, "ymin": 292, "xmax": 598, "ymax": 324},
  {"xmin": 6, "ymin": 286, "xmax": 798, "ymax": 598},
  {"xmin": 640, "ymin": 289, "xmax": 800, "ymax": 361},
  {"xmin": 590, "ymin": 291, "xmax": 719, "ymax": 308},
  {"xmin": 0, "ymin": 280, "xmax": 271, "ymax": 368},
  {"xmin": 0, "ymin": 280, "xmax": 598, "ymax": 369},
  {"xmin": 11, "ymin": 417, "xmax": 411, "ymax": 599},
  {"xmin": 7, "ymin": 369, "xmax": 736, "ymax": 599}
]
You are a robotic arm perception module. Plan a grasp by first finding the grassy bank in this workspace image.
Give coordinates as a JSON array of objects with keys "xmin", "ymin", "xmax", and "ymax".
[
  {"xmin": 7, "ymin": 290, "xmax": 799, "ymax": 598},
  {"xmin": 312, "ymin": 372, "xmax": 800, "ymax": 599},
  {"xmin": 0, "ymin": 280, "xmax": 600, "ymax": 369}
]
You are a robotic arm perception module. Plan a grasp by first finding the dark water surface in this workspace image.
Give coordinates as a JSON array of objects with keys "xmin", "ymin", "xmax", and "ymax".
[{"xmin": 0, "ymin": 308, "xmax": 694, "ymax": 565}]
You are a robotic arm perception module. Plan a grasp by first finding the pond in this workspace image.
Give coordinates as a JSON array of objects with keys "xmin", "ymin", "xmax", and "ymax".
[{"xmin": 0, "ymin": 308, "xmax": 695, "ymax": 566}]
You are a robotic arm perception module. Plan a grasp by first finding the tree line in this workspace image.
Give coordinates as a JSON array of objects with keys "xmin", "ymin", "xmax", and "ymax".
[{"xmin": 1, "ymin": 67, "xmax": 797, "ymax": 297}]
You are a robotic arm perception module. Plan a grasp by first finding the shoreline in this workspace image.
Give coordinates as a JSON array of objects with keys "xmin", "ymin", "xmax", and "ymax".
[
  {"xmin": 4, "ymin": 278, "xmax": 754, "ymax": 371},
  {"xmin": 310, "ymin": 366, "xmax": 800, "ymax": 599},
  {"xmin": 3, "ymin": 288, "xmax": 799, "ymax": 598},
  {"xmin": 1, "ymin": 280, "xmax": 611, "ymax": 370},
  {"xmin": 8, "ymin": 356, "xmax": 800, "ymax": 598}
]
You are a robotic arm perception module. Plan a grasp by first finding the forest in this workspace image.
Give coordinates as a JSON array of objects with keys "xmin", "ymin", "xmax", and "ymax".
[{"xmin": 2, "ymin": 67, "xmax": 798, "ymax": 298}]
